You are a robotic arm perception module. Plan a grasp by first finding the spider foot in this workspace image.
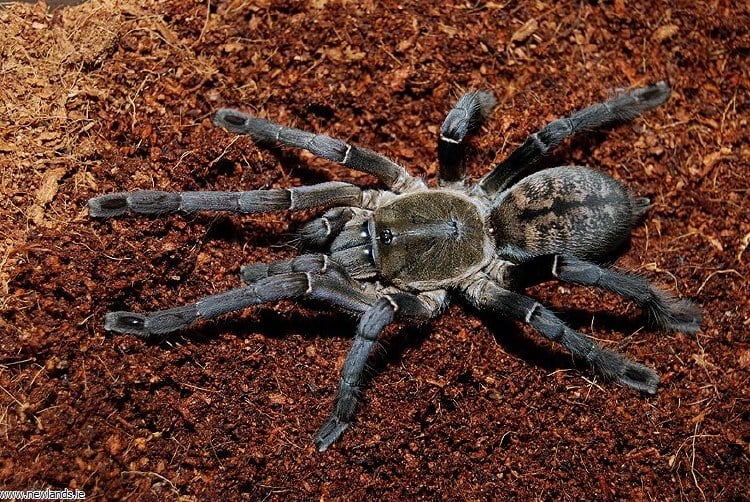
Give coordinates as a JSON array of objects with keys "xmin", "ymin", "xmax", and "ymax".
[
  {"xmin": 89, "ymin": 191, "xmax": 181, "ymax": 217},
  {"xmin": 88, "ymin": 193, "xmax": 129, "ymax": 218},
  {"xmin": 315, "ymin": 416, "xmax": 350, "ymax": 452},
  {"xmin": 104, "ymin": 311, "xmax": 150, "ymax": 336},
  {"xmin": 648, "ymin": 294, "xmax": 703, "ymax": 334},
  {"xmin": 615, "ymin": 360, "xmax": 660, "ymax": 395},
  {"xmin": 103, "ymin": 305, "xmax": 198, "ymax": 338},
  {"xmin": 592, "ymin": 349, "xmax": 660, "ymax": 394}
]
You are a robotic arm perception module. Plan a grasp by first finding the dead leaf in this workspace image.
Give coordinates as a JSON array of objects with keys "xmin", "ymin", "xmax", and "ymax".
[
  {"xmin": 689, "ymin": 408, "xmax": 708, "ymax": 425},
  {"xmin": 654, "ymin": 24, "xmax": 679, "ymax": 43},
  {"xmin": 35, "ymin": 167, "xmax": 67, "ymax": 206},
  {"xmin": 0, "ymin": 141, "xmax": 18, "ymax": 153},
  {"xmin": 705, "ymin": 234, "xmax": 724, "ymax": 252},
  {"xmin": 268, "ymin": 393, "xmax": 290, "ymax": 405},
  {"xmin": 739, "ymin": 231, "xmax": 750, "ymax": 263},
  {"xmin": 511, "ymin": 18, "xmax": 538, "ymax": 44},
  {"xmin": 343, "ymin": 46, "xmax": 365, "ymax": 62},
  {"xmin": 691, "ymin": 353, "xmax": 717, "ymax": 369}
]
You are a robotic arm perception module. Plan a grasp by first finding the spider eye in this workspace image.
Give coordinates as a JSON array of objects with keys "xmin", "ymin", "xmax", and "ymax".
[{"xmin": 378, "ymin": 229, "xmax": 393, "ymax": 245}]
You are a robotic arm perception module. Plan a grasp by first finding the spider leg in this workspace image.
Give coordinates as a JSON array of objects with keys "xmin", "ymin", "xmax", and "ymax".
[
  {"xmin": 508, "ymin": 254, "xmax": 702, "ymax": 333},
  {"xmin": 239, "ymin": 253, "xmax": 353, "ymax": 286},
  {"xmin": 438, "ymin": 90, "xmax": 496, "ymax": 185},
  {"xmin": 296, "ymin": 207, "xmax": 357, "ymax": 248},
  {"xmin": 477, "ymin": 81, "xmax": 670, "ymax": 196},
  {"xmin": 315, "ymin": 290, "xmax": 447, "ymax": 452},
  {"xmin": 88, "ymin": 181, "xmax": 362, "ymax": 218},
  {"xmin": 462, "ymin": 274, "xmax": 660, "ymax": 394},
  {"xmin": 213, "ymin": 109, "xmax": 423, "ymax": 193},
  {"xmin": 103, "ymin": 262, "xmax": 376, "ymax": 338}
]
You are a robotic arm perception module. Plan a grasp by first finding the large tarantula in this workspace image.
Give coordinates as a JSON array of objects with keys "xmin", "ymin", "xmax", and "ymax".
[{"xmin": 89, "ymin": 81, "xmax": 701, "ymax": 451}]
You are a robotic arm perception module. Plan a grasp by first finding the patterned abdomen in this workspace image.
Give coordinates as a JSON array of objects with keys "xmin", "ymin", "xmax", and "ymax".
[{"xmin": 490, "ymin": 166, "xmax": 645, "ymax": 262}]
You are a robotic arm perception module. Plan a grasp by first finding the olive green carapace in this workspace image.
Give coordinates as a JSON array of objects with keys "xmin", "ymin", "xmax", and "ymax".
[
  {"xmin": 490, "ymin": 166, "xmax": 648, "ymax": 262},
  {"xmin": 373, "ymin": 191, "xmax": 491, "ymax": 288}
]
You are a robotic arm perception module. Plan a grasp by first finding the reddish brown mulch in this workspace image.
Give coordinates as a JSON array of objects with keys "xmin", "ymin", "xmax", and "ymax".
[{"xmin": 1, "ymin": 0, "xmax": 748, "ymax": 499}]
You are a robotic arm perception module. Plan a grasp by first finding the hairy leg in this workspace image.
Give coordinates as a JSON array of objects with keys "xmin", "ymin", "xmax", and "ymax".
[
  {"xmin": 295, "ymin": 207, "xmax": 357, "ymax": 248},
  {"xmin": 240, "ymin": 253, "xmax": 354, "ymax": 288},
  {"xmin": 438, "ymin": 90, "xmax": 496, "ymax": 185},
  {"xmin": 462, "ymin": 274, "xmax": 660, "ymax": 394},
  {"xmin": 214, "ymin": 109, "xmax": 423, "ymax": 193},
  {"xmin": 511, "ymin": 254, "xmax": 702, "ymax": 333},
  {"xmin": 104, "ymin": 256, "xmax": 376, "ymax": 338},
  {"xmin": 89, "ymin": 181, "xmax": 362, "ymax": 218},
  {"xmin": 478, "ymin": 82, "xmax": 670, "ymax": 195},
  {"xmin": 315, "ymin": 290, "xmax": 447, "ymax": 451}
]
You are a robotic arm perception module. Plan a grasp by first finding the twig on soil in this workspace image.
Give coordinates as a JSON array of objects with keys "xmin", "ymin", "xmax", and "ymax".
[
  {"xmin": 689, "ymin": 422, "xmax": 707, "ymax": 502},
  {"xmin": 208, "ymin": 136, "xmax": 240, "ymax": 169},
  {"xmin": 738, "ymin": 231, "xmax": 750, "ymax": 264},
  {"xmin": 121, "ymin": 470, "xmax": 180, "ymax": 496},
  {"xmin": 95, "ymin": 354, "xmax": 120, "ymax": 384},
  {"xmin": 695, "ymin": 268, "xmax": 744, "ymax": 295},
  {"xmin": 0, "ymin": 383, "xmax": 24, "ymax": 408},
  {"xmin": 196, "ymin": 0, "xmax": 211, "ymax": 45}
]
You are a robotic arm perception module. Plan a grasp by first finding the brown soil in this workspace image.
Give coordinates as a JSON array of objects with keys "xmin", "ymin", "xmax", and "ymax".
[{"xmin": 1, "ymin": 0, "xmax": 748, "ymax": 499}]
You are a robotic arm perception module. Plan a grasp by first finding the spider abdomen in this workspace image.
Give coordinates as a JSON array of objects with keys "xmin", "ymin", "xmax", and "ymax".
[
  {"xmin": 490, "ymin": 166, "xmax": 639, "ymax": 262},
  {"xmin": 372, "ymin": 191, "xmax": 492, "ymax": 289}
]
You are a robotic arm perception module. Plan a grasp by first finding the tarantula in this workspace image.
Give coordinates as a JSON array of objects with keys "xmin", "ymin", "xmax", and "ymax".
[{"xmin": 89, "ymin": 81, "xmax": 701, "ymax": 451}]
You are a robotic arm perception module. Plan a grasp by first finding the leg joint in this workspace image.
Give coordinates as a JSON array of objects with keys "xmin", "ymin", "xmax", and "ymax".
[{"xmin": 525, "ymin": 301, "xmax": 541, "ymax": 324}]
